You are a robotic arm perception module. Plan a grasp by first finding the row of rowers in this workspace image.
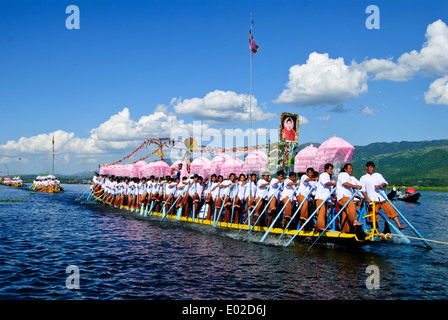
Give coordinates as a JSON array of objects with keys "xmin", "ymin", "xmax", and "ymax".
[
  {"xmin": 90, "ymin": 161, "xmax": 406, "ymax": 233},
  {"xmin": 32, "ymin": 175, "xmax": 61, "ymax": 187}
]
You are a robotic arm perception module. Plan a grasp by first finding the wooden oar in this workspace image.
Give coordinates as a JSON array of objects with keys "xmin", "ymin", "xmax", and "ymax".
[
  {"xmin": 229, "ymin": 183, "xmax": 239, "ymax": 229},
  {"xmin": 76, "ymin": 187, "xmax": 91, "ymax": 201},
  {"xmin": 93, "ymin": 190, "xmax": 108, "ymax": 203},
  {"xmin": 377, "ymin": 211, "xmax": 411, "ymax": 244},
  {"xmin": 284, "ymin": 187, "xmax": 336, "ymax": 247},
  {"xmin": 248, "ymin": 182, "xmax": 284, "ymax": 234},
  {"xmin": 278, "ymin": 182, "xmax": 317, "ymax": 240},
  {"xmin": 145, "ymin": 182, "xmax": 160, "ymax": 216},
  {"xmin": 237, "ymin": 187, "xmax": 269, "ymax": 234},
  {"xmin": 259, "ymin": 185, "xmax": 300, "ymax": 243},
  {"xmin": 379, "ymin": 190, "xmax": 432, "ymax": 249},
  {"xmin": 214, "ymin": 183, "xmax": 232, "ymax": 227},
  {"xmin": 307, "ymin": 189, "xmax": 361, "ymax": 251}
]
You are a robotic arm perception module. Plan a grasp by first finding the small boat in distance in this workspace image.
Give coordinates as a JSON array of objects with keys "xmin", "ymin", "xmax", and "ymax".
[
  {"xmin": 2, "ymin": 177, "xmax": 24, "ymax": 187},
  {"xmin": 29, "ymin": 175, "xmax": 64, "ymax": 193},
  {"xmin": 397, "ymin": 188, "xmax": 420, "ymax": 203},
  {"xmin": 387, "ymin": 187, "xmax": 397, "ymax": 200}
]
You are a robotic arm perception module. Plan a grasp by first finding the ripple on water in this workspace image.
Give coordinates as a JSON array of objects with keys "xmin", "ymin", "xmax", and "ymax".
[{"xmin": 0, "ymin": 185, "xmax": 448, "ymax": 299}]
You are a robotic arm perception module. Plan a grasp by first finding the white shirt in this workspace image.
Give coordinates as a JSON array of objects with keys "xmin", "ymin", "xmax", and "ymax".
[
  {"xmin": 256, "ymin": 179, "xmax": 269, "ymax": 200},
  {"xmin": 245, "ymin": 180, "xmax": 257, "ymax": 199},
  {"xmin": 166, "ymin": 182, "xmax": 177, "ymax": 196},
  {"xmin": 236, "ymin": 181, "xmax": 246, "ymax": 200},
  {"xmin": 360, "ymin": 172, "xmax": 388, "ymax": 202},
  {"xmin": 192, "ymin": 182, "xmax": 203, "ymax": 198},
  {"xmin": 210, "ymin": 181, "xmax": 220, "ymax": 199},
  {"xmin": 297, "ymin": 175, "xmax": 316, "ymax": 198},
  {"xmin": 315, "ymin": 172, "xmax": 333, "ymax": 200},
  {"xmin": 268, "ymin": 178, "xmax": 283, "ymax": 199},
  {"xmin": 220, "ymin": 179, "xmax": 233, "ymax": 198},
  {"xmin": 336, "ymin": 172, "xmax": 354, "ymax": 201},
  {"xmin": 280, "ymin": 178, "xmax": 297, "ymax": 201}
]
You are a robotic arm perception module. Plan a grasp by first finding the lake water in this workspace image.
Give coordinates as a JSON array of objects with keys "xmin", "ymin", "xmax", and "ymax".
[{"xmin": 0, "ymin": 184, "xmax": 447, "ymax": 302}]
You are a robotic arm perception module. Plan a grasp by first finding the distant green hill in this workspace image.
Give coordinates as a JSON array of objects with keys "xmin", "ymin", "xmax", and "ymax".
[
  {"xmin": 351, "ymin": 140, "xmax": 448, "ymax": 187},
  {"xmin": 296, "ymin": 139, "xmax": 448, "ymax": 186}
]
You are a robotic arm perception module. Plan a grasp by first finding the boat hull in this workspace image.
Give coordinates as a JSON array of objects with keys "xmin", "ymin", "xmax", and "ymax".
[
  {"xmin": 397, "ymin": 192, "xmax": 420, "ymax": 203},
  {"xmin": 91, "ymin": 195, "xmax": 387, "ymax": 247}
]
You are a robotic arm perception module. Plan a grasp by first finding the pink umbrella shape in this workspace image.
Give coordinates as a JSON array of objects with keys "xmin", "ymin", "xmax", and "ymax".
[
  {"xmin": 243, "ymin": 150, "xmax": 267, "ymax": 175},
  {"xmin": 294, "ymin": 144, "xmax": 318, "ymax": 173},
  {"xmin": 219, "ymin": 154, "xmax": 244, "ymax": 178},
  {"xmin": 146, "ymin": 160, "xmax": 171, "ymax": 178},
  {"xmin": 313, "ymin": 136, "xmax": 355, "ymax": 172},
  {"xmin": 190, "ymin": 156, "xmax": 212, "ymax": 178},
  {"xmin": 133, "ymin": 160, "xmax": 148, "ymax": 179},
  {"xmin": 204, "ymin": 154, "xmax": 228, "ymax": 177}
]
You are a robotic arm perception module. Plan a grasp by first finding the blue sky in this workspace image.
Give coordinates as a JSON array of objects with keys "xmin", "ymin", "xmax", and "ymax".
[{"xmin": 1, "ymin": 0, "xmax": 448, "ymax": 175}]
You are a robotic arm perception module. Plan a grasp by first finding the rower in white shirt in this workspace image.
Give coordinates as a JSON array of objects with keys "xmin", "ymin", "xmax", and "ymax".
[
  {"xmin": 336, "ymin": 163, "xmax": 363, "ymax": 233},
  {"xmin": 245, "ymin": 174, "xmax": 257, "ymax": 212},
  {"xmin": 360, "ymin": 161, "xmax": 405, "ymax": 230},
  {"xmin": 216, "ymin": 173, "xmax": 236, "ymax": 223},
  {"xmin": 296, "ymin": 168, "xmax": 319, "ymax": 223},
  {"xmin": 266, "ymin": 171, "xmax": 285, "ymax": 226},
  {"xmin": 253, "ymin": 172, "xmax": 270, "ymax": 225},
  {"xmin": 315, "ymin": 163, "xmax": 337, "ymax": 232},
  {"xmin": 280, "ymin": 172, "xmax": 300, "ymax": 229}
]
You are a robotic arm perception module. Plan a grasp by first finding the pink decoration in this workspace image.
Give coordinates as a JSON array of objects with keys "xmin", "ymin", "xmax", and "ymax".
[
  {"xmin": 190, "ymin": 156, "xmax": 212, "ymax": 178},
  {"xmin": 145, "ymin": 160, "xmax": 171, "ymax": 178},
  {"xmin": 219, "ymin": 154, "xmax": 244, "ymax": 178},
  {"xmin": 313, "ymin": 136, "xmax": 355, "ymax": 172},
  {"xmin": 180, "ymin": 160, "xmax": 189, "ymax": 180},
  {"xmin": 133, "ymin": 161, "xmax": 148, "ymax": 178},
  {"xmin": 243, "ymin": 150, "xmax": 267, "ymax": 175},
  {"xmin": 294, "ymin": 144, "xmax": 318, "ymax": 173}
]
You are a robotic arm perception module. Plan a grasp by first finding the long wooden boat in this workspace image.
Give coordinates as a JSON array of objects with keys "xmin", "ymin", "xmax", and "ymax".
[
  {"xmin": 91, "ymin": 194, "xmax": 402, "ymax": 247},
  {"xmin": 29, "ymin": 185, "xmax": 64, "ymax": 193},
  {"xmin": 397, "ymin": 192, "xmax": 420, "ymax": 203}
]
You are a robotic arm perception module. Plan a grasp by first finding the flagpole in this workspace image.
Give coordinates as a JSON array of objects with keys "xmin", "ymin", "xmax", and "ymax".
[
  {"xmin": 249, "ymin": 13, "xmax": 253, "ymax": 148},
  {"xmin": 52, "ymin": 135, "xmax": 55, "ymax": 174}
]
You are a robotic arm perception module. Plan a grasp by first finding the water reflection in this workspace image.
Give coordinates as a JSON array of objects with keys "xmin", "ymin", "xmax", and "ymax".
[{"xmin": 0, "ymin": 185, "xmax": 447, "ymax": 299}]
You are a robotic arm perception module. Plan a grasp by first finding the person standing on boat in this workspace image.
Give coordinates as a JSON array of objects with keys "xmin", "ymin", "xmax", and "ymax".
[
  {"xmin": 280, "ymin": 172, "xmax": 300, "ymax": 229},
  {"xmin": 137, "ymin": 177, "xmax": 148, "ymax": 208},
  {"xmin": 233, "ymin": 174, "xmax": 248, "ymax": 224},
  {"xmin": 360, "ymin": 161, "xmax": 406, "ymax": 230},
  {"xmin": 253, "ymin": 172, "xmax": 270, "ymax": 226},
  {"xmin": 337, "ymin": 163, "xmax": 363, "ymax": 233},
  {"xmin": 192, "ymin": 176, "xmax": 204, "ymax": 218},
  {"xmin": 175, "ymin": 176, "xmax": 188, "ymax": 211},
  {"xmin": 203, "ymin": 174, "xmax": 217, "ymax": 220},
  {"xmin": 314, "ymin": 163, "xmax": 337, "ymax": 232},
  {"xmin": 267, "ymin": 171, "xmax": 285, "ymax": 226},
  {"xmin": 245, "ymin": 173, "xmax": 257, "ymax": 214},
  {"xmin": 216, "ymin": 173, "xmax": 236, "ymax": 223},
  {"xmin": 162, "ymin": 176, "xmax": 177, "ymax": 212},
  {"xmin": 91, "ymin": 172, "xmax": 99, "ymax": 191},
  {"xmin": 296, "ymin": 168, "xmax": 318, "ymax": 225}
]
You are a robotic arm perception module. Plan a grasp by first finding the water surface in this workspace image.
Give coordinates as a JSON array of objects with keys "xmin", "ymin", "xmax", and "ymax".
[{"xmin": 0, "ymin": 184, "xmax": 447, "ymax": 300}]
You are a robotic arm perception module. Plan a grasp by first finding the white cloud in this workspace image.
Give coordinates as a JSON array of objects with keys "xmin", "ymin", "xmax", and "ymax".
[
  {"xmin": 172, "ymin": 90, "xmax": 276, "ymax": 124},
  {"xmin": 359, "ymin": 105, "xmax": 375, "ymax": 115},
  {"xmin": 89, "ymin": 106, "xmax": 205, "ymax": 145},
  {"xmin": 398, "ymin": 19, "xmax": 448, "ymax": 75},
  {"xmin": 274, "ymin": 52, "xmax": 368, "ymax": 107},
  {"xmin": 360, "ymin": 58, "xmax": 414, "ymax": 82},
  {"xmin": 361, "ymin": 20, "xmax": 448, "ymax": 82},
  {"xmin": 0, "ymin": 107, "xmax": 209, "ymax": 160},
  {"xmin": 424, "ymin": 75, "xmax": 448, "ymax": 105}
]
